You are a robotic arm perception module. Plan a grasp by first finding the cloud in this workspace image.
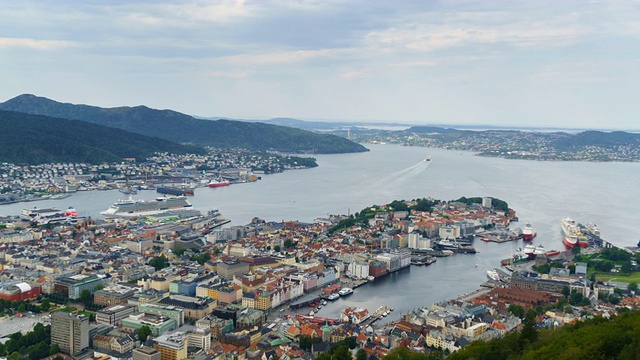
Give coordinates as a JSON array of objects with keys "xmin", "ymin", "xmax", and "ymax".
[
  {"xmin": 0, "ymin": 37, "xmax": 76, "ymax": 50},
  {"xmin": 206, "ymin": 70, "xmax": 251, "ymax": 79},
  {"xmin": 223, "ymin": 48, "xmax": 352, "ymax": 66}
]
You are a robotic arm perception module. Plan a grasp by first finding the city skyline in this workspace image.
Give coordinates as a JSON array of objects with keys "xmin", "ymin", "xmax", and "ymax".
[{"xmin": 1, "ymin": 1, "xmax": 639, "ymax": 130}]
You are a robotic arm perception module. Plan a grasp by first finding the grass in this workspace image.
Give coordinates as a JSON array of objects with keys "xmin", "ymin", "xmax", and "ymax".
[
  {"xmin": 595, "ymin": 271, "xmax": 640, "ymax": 284},
  {"xmin": 51, "ymin": 306, "xmax": 77, "ymax": 314}
]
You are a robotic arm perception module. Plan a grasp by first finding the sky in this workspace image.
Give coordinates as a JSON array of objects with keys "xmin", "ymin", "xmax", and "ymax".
[{"xmin": 1, "ymin": 0, "xmax": 639, "ymax": 130}]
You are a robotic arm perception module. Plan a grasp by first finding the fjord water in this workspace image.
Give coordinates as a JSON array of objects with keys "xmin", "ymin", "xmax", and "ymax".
[{"xmin": 3, "ymin": 144, "xmax": 639, "ymax": 319}]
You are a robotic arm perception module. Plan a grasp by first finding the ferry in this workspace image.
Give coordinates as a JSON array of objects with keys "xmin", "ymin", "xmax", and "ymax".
[
  {"xmin": 208, "ymin": 178, "xmax": 231, "ymax": 188},
  {"xmin": 21, "ymin": 206, "xmax": 78, "ymax": 225},
  {"xmin": 100, "ymin": 196, "xmax": 193, "ymax": 218},
  {"xmin": 522, "ymin": 224, "xmax": 537, "ymax": 241}
]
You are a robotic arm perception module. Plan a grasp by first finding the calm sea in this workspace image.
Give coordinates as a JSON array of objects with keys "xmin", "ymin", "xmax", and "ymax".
[{"xmin": 3, "ymin": 144, "xmax": 639, "ymax": 319}]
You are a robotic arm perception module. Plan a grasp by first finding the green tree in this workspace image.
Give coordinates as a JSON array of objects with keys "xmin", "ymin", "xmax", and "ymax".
[
  {"xmin": 79, "ymin": 289, "xmax": 93, "ymax": 306},
  {"xmin": 508, "ymin": 304, "xmax": 525, "ymax": 318},
  {"xmin": 332, "ymin": 345, "xmax": 351, "ymax": 360},
  {"xmin": 274, "ymin": 245, "xmax": 281, "ymax": 252},
  {"xmin": 39, "ymin": 298, "xmax": 51, "ymax": 311},
  {"xmin": 149, "ymin": 255, "xmax": 169, "ymax": 270},
  {"xmin": 356, "ymin": 348, "xmax": 367, "ymax": 360},
  {"xmin": 49, "ymin": 343, "xmax": 60, "ymax": 355},
  {"xmin": 520, "ymin": 308, "xmax": 538, "ymax": 347},
  {"xmin": 628, "ymin": 281, "xmax": 638, "ymax": 292},
  {"xmin": 17, "ymin": 303, "xmax": 26, "ymax": 314},
  {"xmin": 561, "ymin": 285, "xmax": 571, "ymax": 298},
  {"xmin": 137, "ymin": 325, "xmax": 152, "ymax": 342}
]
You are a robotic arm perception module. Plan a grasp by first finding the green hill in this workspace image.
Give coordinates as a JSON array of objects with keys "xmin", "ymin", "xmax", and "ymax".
[
  {"xmin": 446, "ymin": 311, "xmax": 640, "ymax": 360},
  {"xmin": 0, "ymin": 94, "xmax": 369, "ymax": 154},
  {"xmin": 0, "ymin": 110, "xmax": 205, "ymax": 164}
]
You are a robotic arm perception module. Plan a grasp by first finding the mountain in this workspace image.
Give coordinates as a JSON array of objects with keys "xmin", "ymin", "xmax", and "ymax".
[
  {"xmin": 0, "ymin": 110, "xmax": 205, "ymax": 164},
  {"xmin": 0, "ymin": 94, "xmax": 369, "ymax": 154}
]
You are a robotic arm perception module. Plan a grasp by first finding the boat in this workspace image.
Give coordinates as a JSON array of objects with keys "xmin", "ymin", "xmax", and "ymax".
[
  {"xmin": 156, "ymin": 186, "xmax": 194, "ymax": 196},
  {"xmin": 100, "ymin": 196, "xmax": 194, "ymax": 218},
  {"xmin": 208, "ymin": 178, "xmax": 231, "ymax": 188},
  {"xmin": 367, "ymin": 275, "xmax": 375, "ymax": 281},
  {"xmin": 425, "ymin": 157, "xmax": 431, "ymax": 162},
  {"xmin": 522, "ymin": 224, "xmax": 537, "ymax": 241},
  {"xmin": 327, "ymin": 293, "xmax": 340, "ymax": 301},
  {"xmin": 562, "ymin": 232, "xmax": 588, "ymax": 248},
  {"xmin": 21, "ymin": 206, "xmax": 78, "ymax": 225},
  {"xmin": 487, "ymin": 269, "xmax": 501, "ymax": 282},
  {"xmin": 585, "ymin": 223, "xmax": 601, "ymax": 237},
  {"xmin": 544, "ymin": 250, "xmax": 561, "ymax": 257},
  {"xmin": 524, "ymin": 243, "xmax": 546, "ymax": 259},
  {"xmin": 338, "ymin": 288, "xmax": 354, "ymax": 296},
  {"xmin": 561, "ymin": 218, "xmax": 580, "ymax": 236},
  {"xmin": 119, "ymin": 187, "xmax": 137, "ymax": 195}
]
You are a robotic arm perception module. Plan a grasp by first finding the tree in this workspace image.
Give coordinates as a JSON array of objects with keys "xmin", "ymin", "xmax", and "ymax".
[
  {"xmin": 137, "ymin": 325, "xmax": 152, "ymax": 342},
  {"xmin": 520, "ymin": 308, "xmax": 538, "ymax": 347},
  {"xmin": 39, "ymin": 298, "xmax": 51, "ymax": 312},
  {"xmin": 331, "ymin": 345, "xmax": 351, "ymax": 360},
  {"xmin": 508, "ymin": 304, "xmax": 524, "ymax": 318},
  {"xmin": 17, "ymin": 303, "xmax": 26, "ymax": 314},
  {"xmin": 561, "ymin": 286, "xmax": 571, "ymax": 298},
  {"xmin": 49, "ymin": 344, "xmax": 60, "ymax": 355},
  {"xmin": 356, "ymin": 348, "xmax": 367, "ymax": 360},
  {"xmin": 628, "ymin": 282, "xmax": 638, "ymax": 292},
  {"xmin": 79, "ymin": 289, "xmax": 93, "ymax": 306},
  {"xmin": 149, "ymin": 255, "xmax": 169, "ymax": 270},
  {"xmin": 274, "ymin": 245, "xmax": 281, "ymax": 252}
]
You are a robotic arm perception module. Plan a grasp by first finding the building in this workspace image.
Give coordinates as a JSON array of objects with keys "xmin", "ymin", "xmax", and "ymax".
[
  {"xmin": 51, "ymin": 312, "xmax": 89, "ymax": 356},
  {"xmin": 53, "ymin": 274, "xmax": 104, "ymax": 299},
  {"xmin": 153, "ymin": 332, "xmax": 187, "ymax": 360},
  {"xmin": 0, "ymin": 282, "xmax": 42, "ymax": 301},
  {"xmin": 94, "ymin": 285, "xmax": 137, "ymax": 306},
  {"xmin": 96, "ymin": 304, "xmax": 137, "ymax": 325},
  {"xmin": 217, "ymin": 261, "xmax": 250, "ymax": 280},
  {"xmin": 133, "ymin": 346, "xmax": 161, "ymax": 360},
  {"xmin": 186, "ymin": 328, "xmax": 211, "ymax": 352},
  {"xmin": 138, "ymin": 303, "xmax": 185, "ymax": 327},
  {"xmin": 121, "ymin": 313, "xmax": 178, "ymax": 336},
  {"xmin": 159, "ymin": 294, "xmax": 216, "ymax": 320}
]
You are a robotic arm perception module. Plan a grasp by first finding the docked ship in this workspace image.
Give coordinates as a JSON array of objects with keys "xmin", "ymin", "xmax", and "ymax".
[
  {"xmin": 100, "ymin": 196, "xmax": 194, "ymax": 218},
  {"xmin": 338, "ymin": 288, "xmax": 354, "ymax": 296},
  {"xmin": 156, "ymin": 186, "xmax": 194, "ymax": 196},
  {"xmin": 208, "ymin": 179, "xmax": 231, "ymax": 188},
  {"xmin": 487, "ymin": 269, "xmax": 501, "ymax": 282},
  {"xmin": 21, "ymin": 206, "xmax": 78, "ymax": 225},
  {"xmin": 561, "ymin": 218, "xmax": 588, "ymax": 248},
  {"xmin": 524, "ymin": 243, "xmax": 546, "ymax": 259},
  {"xmin": 522, "ymin": 224, "xmax": 537, "ymax": 241}
]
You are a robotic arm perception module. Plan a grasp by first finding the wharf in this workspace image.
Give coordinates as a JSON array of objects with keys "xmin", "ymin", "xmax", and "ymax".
[{"xmin": 360, "ymin": 306, "xmax": 394, "ymax": 327}]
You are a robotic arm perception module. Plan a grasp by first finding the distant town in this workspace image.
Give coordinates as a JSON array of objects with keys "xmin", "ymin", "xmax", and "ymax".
[
  {"xmin": 0, "ymin": 190, "xmax": 638, "ymax": 360},
  {"xmin": 345, "ymin": 127, "xmax": 640, "ymax": 162},
  {"xmin": 0, "ymin": 147, "xmax": 316, "ymax": 205}
]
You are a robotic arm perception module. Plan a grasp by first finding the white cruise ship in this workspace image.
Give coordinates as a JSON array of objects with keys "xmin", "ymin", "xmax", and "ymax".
[{"xmin": 100, "ymin": 196, "xmax": 193, "ymax": 218}]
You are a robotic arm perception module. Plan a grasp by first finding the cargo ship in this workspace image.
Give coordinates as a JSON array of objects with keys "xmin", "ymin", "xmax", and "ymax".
[
  {"xmin": 522, "ymin": 224, "xmax": 537, "ymax": 241},
  {"xmin": 100, "ymin": 196, "xmax": 193, "ymax": 218},
  {"xmin": 156, "ymin": 187, "xmax": 194, "ymax": 196},
  {"xmin": 208, "ymin": 179, "xmax": 230, "ymax": 188},
  {"xmin": 21, "ymin": 206, "xmax": 78, "ymax": 225}
]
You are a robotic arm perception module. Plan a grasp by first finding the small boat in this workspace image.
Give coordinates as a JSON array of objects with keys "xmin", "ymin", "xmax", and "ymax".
[
  {"xmin": 367, "ymin": 276, "xmax": 375, "ymax": 281},
  {"xmin": 425, "ymin": 157, "xmax": 432, "ymax": 162},
  {"xmin": 327, "ymin": 293, "xmax": 340, "ymax": 301},
  {"xmin": 338, "ymin": 288, "xmax": 354, "ymax": 296}
]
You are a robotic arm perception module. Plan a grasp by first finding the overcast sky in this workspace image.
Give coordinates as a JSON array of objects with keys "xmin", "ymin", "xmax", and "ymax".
[{"xmin": 1, "ymin": 1, "xmax": 639, "ymax": 129}]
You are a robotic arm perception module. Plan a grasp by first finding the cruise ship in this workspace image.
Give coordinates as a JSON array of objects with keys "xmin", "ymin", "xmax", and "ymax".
[{"xmin": 100, "ymin": 196, "xmax": 194, "ymax": 218}]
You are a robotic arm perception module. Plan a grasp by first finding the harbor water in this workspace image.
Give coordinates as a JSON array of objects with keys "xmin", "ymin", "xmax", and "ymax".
[{"xmin": 2, "ymin": 144, "xmax": 639, "ymax": 320}]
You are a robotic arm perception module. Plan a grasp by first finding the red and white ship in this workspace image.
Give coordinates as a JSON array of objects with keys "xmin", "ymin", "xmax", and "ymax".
[
  {"xmin": 522, "ymin": 223, "xmax": 537, "ymax": 241},
  {"xmin": 524, "ymin": 243, "xmax": 546, "ymax": 259},
  {"xmin": 208, "ymin": 179, "xmax": 230, "ymax": 188},
  {"xmin": 561, "ymin": 218, "xmax": 588, "ymax": 248}
]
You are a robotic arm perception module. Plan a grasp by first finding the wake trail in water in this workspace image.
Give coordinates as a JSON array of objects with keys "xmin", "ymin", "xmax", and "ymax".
[{"xmin": 366, "ymin": 160, "xmax": 430, "ymax": 194}]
